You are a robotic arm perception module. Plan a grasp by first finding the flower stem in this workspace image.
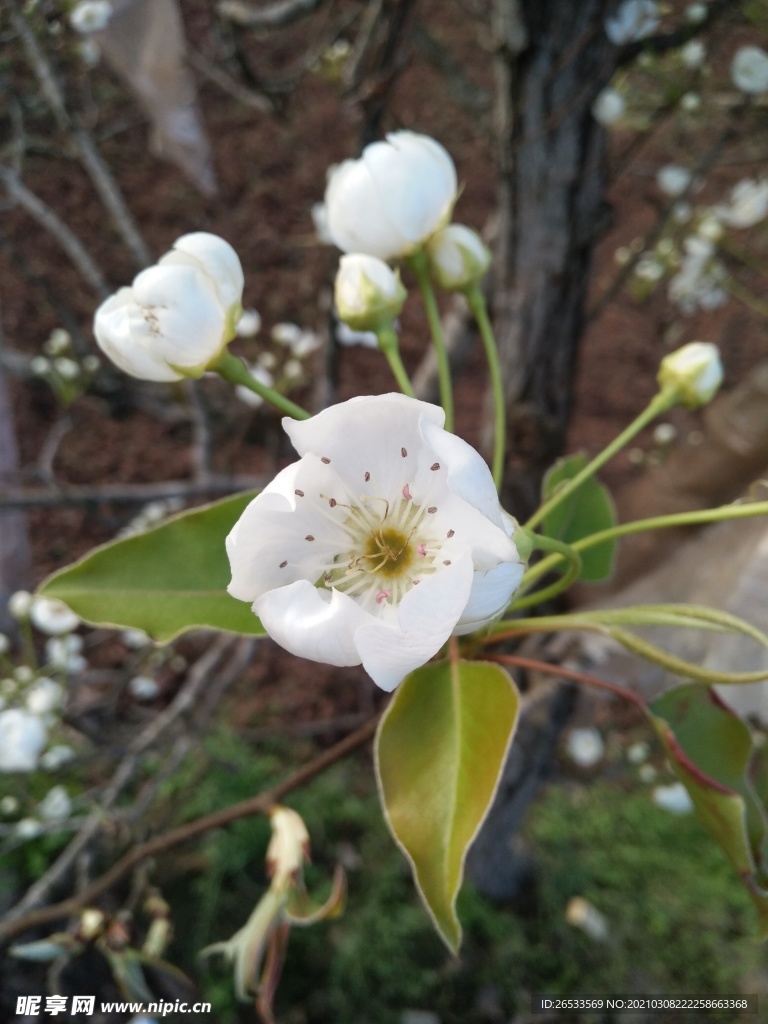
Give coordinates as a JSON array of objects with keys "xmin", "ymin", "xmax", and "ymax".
[
  {"xmin": 524, "ymin": 389, "xmax": 675, "ymax": 531},
  {"xmin": 522, "ymin": 498, "xmax": 768, "ymax": 589},
  {"xmin": 214, "ymin": 352, "xmax": 310, "ymax": 420},
  {"xmin": 376, "ymin": 325, "xmax": 416, "ymax": 397},
  {"xmin": 508, "ymin": 533, "xmax": 582, "ymax": 612},
  {"xmin": 407, "ymin": 250, "xmax": 454, "ymax": 430},
  {"xmin": 465, "ymin": 284, "xmax": 505, "ymax": 489}
]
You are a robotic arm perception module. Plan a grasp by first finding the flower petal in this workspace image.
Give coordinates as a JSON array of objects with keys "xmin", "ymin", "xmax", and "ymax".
[
  {"xmin": 93, "ymin": 289, "xmax": 183, "ymax": 382},
  {"xmin": 162, "ymin": 232, "xmax": 244, "ymax": 311},
  {"xmin": 454, "ymin": 561, "xmax": 525, "ymax": 634}
]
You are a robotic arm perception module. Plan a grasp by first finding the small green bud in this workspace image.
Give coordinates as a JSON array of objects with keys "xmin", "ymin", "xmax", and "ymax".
[
  {"xmin": 426, "ymin": 224, "xmax": 491, "ymax": 292},
  {"xmin": 657, "ymin": 341, "xmax": 723, "ymax": 409}
]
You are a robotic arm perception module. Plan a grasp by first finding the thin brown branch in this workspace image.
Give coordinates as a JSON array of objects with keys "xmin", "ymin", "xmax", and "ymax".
[
  {"xmin": 0, "ymin": 711, "xmax": 381, "ymax": 940},
  {"xmin": 0, "ymin": 164, "xmax": 109, "ymax": 298},
  {"xmin": 217, "ymin": 0, "xmax": 328, "ymax": 30},
  {"xmin": 0, "ymin": 475, "xmax": 265, "ymax": 510},
  {"xmin": 487, "ymin": 653, "xmax": 647, "ymax": 709}
]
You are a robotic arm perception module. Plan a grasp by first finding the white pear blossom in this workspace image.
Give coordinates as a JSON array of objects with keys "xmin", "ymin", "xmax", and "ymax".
[
  {"xmin": 26, "ymin": 677, "xmax": 64, "ymax": 717},
  {"xmin": 38, "ymin": 785, "xmax": 72, "ymax": 821},
  {"xmin": 236, "ymin": 309, "xmax": 262, "ymax": 339},
  {"xmin": 45, "ymin": 635, "xmax": 87, "ymax": 675},
  {"xmin": 715, "ymin": 178, "xmax": 768, "ymax": 229},
  {"xmin": 29, "ymin": 597, "xmax": 80, "ymax": 636},
  {"xmin": 94, "ymin": 233, "xmax": 244, "ymax": 382},
  {"xmin": 605, "ymin": 0, "xmax": 659, "ymax": 45},
  {"xmin": 685, "ymin": 2, "xmax": 707, "ymax": 22},
  {"xmin": 0, "ymin": 709, "xmax": 47, "ymax": 772},
  {"xmin": 656, "ymin": 165, "xmax": 691, "ymax": 198},
  {"xmin": 8, "ymin": 591, "xmax": 33, "ymax": 620},
  {"xmin": 271, "ymin": 323, "xmax": 321, "ymax": 358},
  {"xmin": 227, "ymin": 395, "xmax": 524, "ymax": 691},
  {"xmin": 334, "ymin": 254, "xmax": 406, "ymax": 330},
  {"xmin": 668, "ymin": 238, "xmax": 727, "ymax": 315},
  {"xmin": 235, "ymin": 362, "xmax": 274, "ymax": 409},
  {"xmin": 680, "ymin": 39, "xmax": 706, "ymax": 69},
  {"xmin": 40, "ymin": 745, "xmax": 76, "ymax": 770},
  {"xmin": 426, "ymin": 224, "xmax": 491, "ymax": 291},
  {"xmin": 652, "ymin": 782, "xmax": 693, "ymax": 814},
  {"xmin": 565, "ymin": 727, "xmax": 605, "ymax": 768},
  {"xmin": 680, "ymin": 91, "xmax": 701, "ymax": 111},
  {"xmin": 69, "ymin": 0, "xmax": 113, "ymax": 34},
  {"xmin": 657, "ymin": 341, "xmax": 723, "ymax": 408},
  {"xmin": 128, "ymin": 675, "xmax": 161, "ymax": 701},
  {"xmin": 335, "ymin": 323, "xmax": 379, "ymax": 349},
  {"xmin": 592, "ymin": 87, "xmax": 626, "ymax": 125},
  {"xmin": 731, "ymin": 46, "xmax": 768, "ymax": 94},
  {"xmin": 324, "ymin": 132, "xmax": 457, "ymax": 261}
]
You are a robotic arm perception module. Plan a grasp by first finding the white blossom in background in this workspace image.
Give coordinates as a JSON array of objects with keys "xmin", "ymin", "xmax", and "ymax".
[
  {"xmin": 334, "ymin": 255, "xmax": 406, "ymax": 330},
  {"xmin": 40, "ymin": 745, "xmax": 76, "ymax": 770},
  {"xmin": 685, "ymin": 2, "xmax": 707, "ymax": 23},
  {"xmin": 128, "ymin": 676, "xmax": 161, "ymax": 701},
  {"xmin": 565, "ymin": 727, "xmax": 605, "ymax": 768},
  {"xmin": 627, "ymin": 740, "xmax": 650, "ymax": 764},
  {"xmin": 657, "ymin": 341, "xmax": 723, "ymax": 408},
  {"xmin": 8, "ymin": 591, "xmax": 33, "ymax": 620},
  {"xmin": 30, "ymin": 597, "xmax": 80, "ymax": 636},
  {"xmin": 680, "ymin": 39, "xmax": 706, "ymax": 69},
  {"xmin": 77, "ymin": 38, "xmax": 101, "ymax": 66},
  {"xmin": 635, "ymin": 254, "xmax": 665, "ymax": 282},
  {"xmin": 235, "ymin": 362, "xmax": 274, "ymax": 409},
  {"xmin": 45, "ymin": 635, "xmax": 87, "ymax": 675},
  {"xmin": 38, "ymin": 785, "xmax": 72, "ymax": 821},
  {"xmin": 715, "ymin": 178, "xmax": 768, "ymax": 229},
  {"xmin": 272, "ymin": 323, "xmax": 321, "ymax": 358},
  {"xmin": 324, "ymin": 132, "xmax": 457, "ymax": 260},
  {"xmin": 668, "ymin": 237, "xmax": 727, "ymax": 315},
  {"xmin": 680, "ymin": 91, "xmax": 701, "ymax": 112},
  {"xmin": 426, "ymin": 224, "xmax": 491, "ymax": 291},
  {"xmin": 26, "ymin": 677, "xmax": 64, "ymax": 717},
  {"xmin": 696, "ymin": 212, "xmax": 723, "ymax": 242},
  {"xmin": 121, "ymin": 628, "xmax": 150, "ymax": 649},
  {"xmin": 0, "ymin": 709, "xmax": 47, "ymax": 772},
  {"xmin": 69, "ymin": 0, "xmax": 113, "ymax": 33},
  {"xmin": 605, "ymin": 0, "xmax": 659, "ymax": 45},
  {"xmin": 657, "ymin": 165, "xmax": 691, "ymax": 198},
  {"xmin": 652, "ymin": 782, "xmax": 694, "ymax": 814},
  {"xmin": 311, "ymin": 202, "xmax": 334, "ymax": 245},
  {"xmin": 16, "ymin": 819, "xmax": 42, "ymax": 839},
  {"xmin": 565, "ymin": 897, "xmax": 610, "ymax": 942},
  {"xmin": 591, "ymin": 87, "xmax": 626, "ymax": 126},
  {"xmin": 335, "ymin": 322, "xmax": 379, "ymax": 349},
  {"xmin": 731, "ymin": 46, "xmax": 768, "ymax": 94},
  {"xmin": 236, "ymin": 309, "xmax": 262, "ymax": 339},
  {"xmin": 94, "ymin": 233, "xmax": 244, "ymax": 382},
  {"xmin": 227, "ymin": 394, "xmax": 524, "ymax": 692},
  {"xmin": 0, "ymin": 634, "xmax": 8, "ymax": 656}
]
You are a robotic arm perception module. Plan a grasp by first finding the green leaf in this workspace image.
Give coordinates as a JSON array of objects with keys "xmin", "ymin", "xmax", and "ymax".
[
  {"xmin": 375, "ymin": 659, "xmax": 519, "ymax": 952},
  {"xmin": 648, "ymin": 684, "xmax": 768, "ymax": 936},
  {"xmin": 541, "ymin": 453, "xmax": 616, "ymax": 582},
  {"xmin": 38, "ymin": 492, "xmax": 264, "ymax": 643}
]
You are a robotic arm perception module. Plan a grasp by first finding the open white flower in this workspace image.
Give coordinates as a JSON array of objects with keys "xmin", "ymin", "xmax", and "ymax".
[
  {"xmin": 324, "ymin": 132, "xmax": 457, "ymax": 261},
  {"xmin": 731, "ymin": 46, "xmax": 768, "ymax": 94},
  {"xmin": 94, "ymin": 233, "xmax": 244, "ymax": 382},
  {"xmin": 0, "ymin": 709, "xmax": 47, "ymax": 773},
  {"xmin": 227, "ymin": 395, "xmax": 523, "ymax": 691},
  {"xmin": 605, "ymin": 0, "xmax": 659, "ymax": 45}
]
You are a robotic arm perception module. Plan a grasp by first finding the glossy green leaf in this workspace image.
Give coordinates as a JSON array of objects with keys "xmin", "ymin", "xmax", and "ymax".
[
  {"xmin": 541, "ymin": 453, "xmax": 616, "ymax": 582},
  {"xmin": 38, "ymin": 492, "xmax": 264, "ymax": 643},
  {"xmin": 375, "ymin": 659, "xmax": 519, "ymax": 952},
  {"xmin": 648, "ymin": 684, "xmax": 768, "ymax": 936}
]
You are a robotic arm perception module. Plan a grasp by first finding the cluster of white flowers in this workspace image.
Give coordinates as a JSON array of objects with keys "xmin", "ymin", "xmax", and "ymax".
[
  {"xmin": 30, "ymin": 328, "xmax": 100, "ymax": 406},
  {"xmin": 117, "ymin": 497, "xmax": 184, "ymax": 539},
  {"xmin": 667, "ymin": 236, "xmax": 727, "ymax": 314},
  {"xmin": 233, "ymin": 320, "xmax": 321, "ymax": 409}
]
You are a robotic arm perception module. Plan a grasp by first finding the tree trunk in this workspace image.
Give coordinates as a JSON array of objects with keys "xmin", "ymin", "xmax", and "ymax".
[{"xmin": 493, "ymin": 0, "xmax": 616, "ymax": 519}]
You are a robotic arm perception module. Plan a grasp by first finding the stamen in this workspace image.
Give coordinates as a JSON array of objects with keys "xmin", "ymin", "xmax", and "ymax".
[
  {"xmin": 364, "ymin": 471, "xmax": 371, "ymax": 482},
  {"xmin": 443, "ymin": 559, "xmax": 452, "ymax": 565},
  {"xmin": 402, "ymin": 483, "xmax": 412, "ymax": 501},
  {"xmin": 305, "ymin": 535, "xmax": 315, "ymax": 541},
  {"xmin": 431, "ymin": 463, "xmax": 440, "ymax": 471},
  {"xmin": 401, "ymin": 447, "xmax": 408, "ymax": 458},
  {"xmin": 417, "ymin": 542, "xmax": 427, "ymax": 557},
  {"xmin": 376, "ymin": 589, "xmax": 391, "ymax": 605},
  {"xmin": 447, "ymin": 529, "xmax": 455, "ymax": 538},
  {"xmin": 427, "ymin": 506, "xmax": 437, "ymax": 514},
  {"xmin": 295, "ymin": 489, "xmax": 305, "ymax": 497},
  {"xmin": 321, "ymin": 456, "xmax": 331, "ymax": 464},
  {"xmin": 279, "ymin": 560, "xmax": 288, "ymax": 568}
]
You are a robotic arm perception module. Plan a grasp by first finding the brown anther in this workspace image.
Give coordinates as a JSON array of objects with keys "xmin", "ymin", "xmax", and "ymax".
[
  {"xmin": 431, "ymin": 463, "xmax": 440, "ymax": 471},
  {"xmin": 329, "ymin": 498, "xmax": 337, "ymax": 507},
  {"xmin": 447, "ymin": 529, "xmax": 455, "ymax": 538},
  {"xmin": 427, "ymin": 506, "xmax": 437, "ymax": 514},
  {"xmin": 321, "ymin": 456, "xmax": 331, "ymax": 464},
  {"xmin": 401, "ymin": 447, "xmax": 408, "ymax": 458},
  {"xmin": 279, "ymin": 560, "xmax": 288, "ymax": 568},
  {"xmin": 295, "ymin": 489, "xmax": 304, "ymax": 497},
  {"xmin": 443, "ymin": 559, "xmax": 452, "ymax": 565},
  {"xmin": 364, "ymin": 471, "xmax": 371, "ymax": 482},
  {"xmin": 305, "ymin": 535, "xmax": 315, "ymax": 541}
]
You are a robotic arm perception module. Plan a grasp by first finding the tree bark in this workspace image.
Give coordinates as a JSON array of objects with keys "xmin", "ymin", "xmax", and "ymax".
[{"xmin": 492, "ymin": 0, "xmax": 616, "ymax": 518}]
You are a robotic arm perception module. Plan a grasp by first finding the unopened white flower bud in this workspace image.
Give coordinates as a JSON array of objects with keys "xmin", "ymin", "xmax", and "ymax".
[
  {"xmin": 426, "ymin": 224, "xmax": 491, "ymax": 292},
  {"xmin": 657, "ymin": 341, "xmax": 723, "ymax": 408},
  {"xmin": 30, "ymin": 597, "xmax": 80, "ymax": 637},
  {"xmin": 267, "ymin": 806, "xmax": 310, "ymax": 884},
  {"xmin": 334, "ymin": 254, "xmax": 406, "ymax": 331}
]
